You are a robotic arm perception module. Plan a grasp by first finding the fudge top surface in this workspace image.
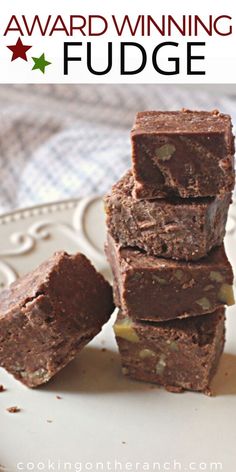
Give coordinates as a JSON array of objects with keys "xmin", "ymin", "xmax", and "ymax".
[
  {"xmin": 132, "ymin": 109, "xmax": 233, "ymax": 136},
  {"xmin": 105, "ymin": 170, "xmax": 225, "ymax": 208},
  {"xmin": 107, "ymin": 233, "xmax": 232, "ymax": 273},
  {"xmin": 0, "ymin": 251, "xmax": 111, "ymax": 318},
  {"xmin": 117, "ymin": 308, "xmax": 225, "ymax": 344}
]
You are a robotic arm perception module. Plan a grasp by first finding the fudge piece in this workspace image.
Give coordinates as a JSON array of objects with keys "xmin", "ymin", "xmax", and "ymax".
[
  {"xmin": 131, "ymin": 110, "xmax": 235, "ymax": 199},
  {"xmin": 114, "ymin": 309, "xmax": 225, "ymax": 393},
  {"xmin": 0, "ymin": 252, "xmax": 114, "ymax": 387},
  {"xmin": 106, "ymin": 233, "xmax": 234, "ymax": 322},
  {"xmin": 104, "ymin": 170, "xmax": 231, "ymax": 261}
]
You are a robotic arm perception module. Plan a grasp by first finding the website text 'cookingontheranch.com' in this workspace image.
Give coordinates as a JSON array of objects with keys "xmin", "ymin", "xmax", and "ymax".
[{"xmin": 15, "ymin": 459, "xmax": 224, "ymax": 472}]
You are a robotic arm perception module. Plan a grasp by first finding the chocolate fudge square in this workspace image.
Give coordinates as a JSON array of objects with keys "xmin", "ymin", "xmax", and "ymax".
[
  {"xmin": 106, "ymin": 233, "xmax": 234, "ymax": 322},
  {"xmin": 114, "ymin": 309, "xmax": 225, "ymax": 394},
  {"xmin": 104, "ymin": 170, "xmax": 231, "ymax": 261},
  {"xmin": 0, "ymin": 252, "xmax": 114, "ymax": 387},
  {"xmin": 131, "ymin": 110, "xmax": 235, "ymax": 199}
]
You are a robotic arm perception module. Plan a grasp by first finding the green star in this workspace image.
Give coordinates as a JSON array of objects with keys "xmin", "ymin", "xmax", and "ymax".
[{"xmin": 32, "ymin": 53, "xmax": 51, "ymax": 74}]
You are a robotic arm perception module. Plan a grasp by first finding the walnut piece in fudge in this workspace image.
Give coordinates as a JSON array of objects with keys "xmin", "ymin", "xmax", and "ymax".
[
  {"xmin": 114, "ymin": 309, "xmax": 225, "ymax": 394},
  {"xmin": 131, "ymin": 110, "xmax": 235, "ymax": 199},
  {"xmin": 104, "ymin": 170, "xmax": 231, "ymax": 261},
  {"xmin": 0, "ymin": 252, "xmax": 114, "ymax": 387},
  {"xmin": 106, "ymin": 233, "xmax": 234, "ymax": 322}
]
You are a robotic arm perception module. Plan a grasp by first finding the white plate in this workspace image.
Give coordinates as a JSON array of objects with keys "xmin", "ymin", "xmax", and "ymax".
[{"xmin": 0, "ymin": 197, "xmax": 236, "ymax": 472}]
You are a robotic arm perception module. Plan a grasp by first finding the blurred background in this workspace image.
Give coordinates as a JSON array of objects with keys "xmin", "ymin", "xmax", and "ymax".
[{"xmin": 0, "ymin": 84, "xmax": 235, "ymax": 214}]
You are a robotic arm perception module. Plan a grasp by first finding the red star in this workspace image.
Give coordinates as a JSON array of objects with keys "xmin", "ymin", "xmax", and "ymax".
[{"xmin": 7, "ymin": 37, "xmax": 32, "ymax": 61}]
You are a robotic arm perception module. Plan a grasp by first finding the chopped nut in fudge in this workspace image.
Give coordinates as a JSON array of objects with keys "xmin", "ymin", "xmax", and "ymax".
[
  {"xmin": 114, "ymin": 308, "xmax": 225, "ymax": 394},
  {"xmin": 106, "ymin": 233, "xmax": 234, "ymax": 322},
  {"xmin": 104, "ymin": 170, "xmax": 231, "ymax": 261},
  {"xmin": 131, "ymin": 110, "xmax": 235, "ymax": 199}
]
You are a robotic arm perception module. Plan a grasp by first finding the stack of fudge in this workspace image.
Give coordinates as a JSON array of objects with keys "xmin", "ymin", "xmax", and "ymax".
[{"xmin": 105, "ymin": 109, "xmax": 235, "ymax": 394}]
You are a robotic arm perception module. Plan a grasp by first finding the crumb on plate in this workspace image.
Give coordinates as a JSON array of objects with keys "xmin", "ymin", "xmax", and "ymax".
[{"xmin": 7, "ymin": 406, "xmax": 21, "ymax": 413}]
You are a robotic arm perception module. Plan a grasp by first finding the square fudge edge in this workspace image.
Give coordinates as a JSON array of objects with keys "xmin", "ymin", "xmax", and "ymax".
[
  {"xmin": 131, "ymin": 110, "xmax": 235, "ymax": 199},
  {"xmin": 0, "ymin": 251, "xmax": 114, "ymax": 387},
  {"xmin": 104, "ymin": 170, "xmax": 232, "ymax": 261},
  {"xmin": 114, "ymin": 308, "xmax": 225, "ymax": 394},
  {"xmin": 105, "ymin": 232, "xmax": 234, "ymax": 322}
]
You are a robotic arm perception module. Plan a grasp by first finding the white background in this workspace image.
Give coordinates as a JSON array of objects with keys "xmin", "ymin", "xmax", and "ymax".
[{"xmin": 0, "ymin": 0, "xmax": 235, "ymax": 83}]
